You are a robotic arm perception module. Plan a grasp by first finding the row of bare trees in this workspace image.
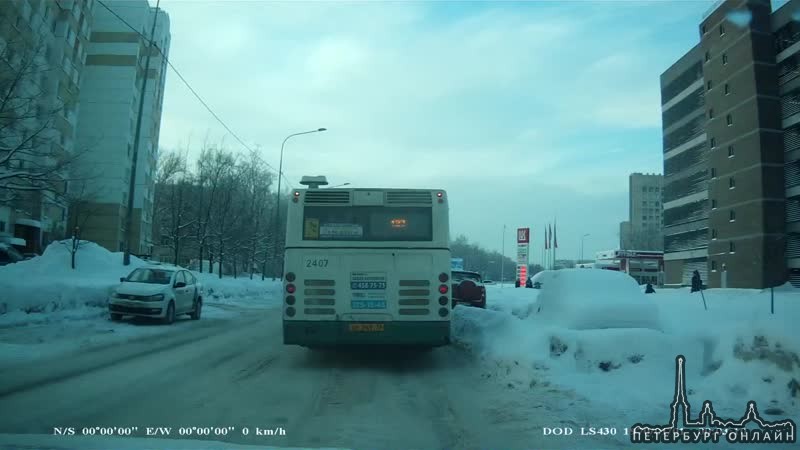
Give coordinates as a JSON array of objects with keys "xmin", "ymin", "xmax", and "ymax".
[{"xmin": 153, "ymin": 144, "xmax": 284, "ymax": 279}]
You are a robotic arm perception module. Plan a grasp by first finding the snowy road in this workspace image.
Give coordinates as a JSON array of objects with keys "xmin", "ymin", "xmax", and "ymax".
[{"xmin": 0, "ymin": 310, "xmax": 628, "ymax": 450}]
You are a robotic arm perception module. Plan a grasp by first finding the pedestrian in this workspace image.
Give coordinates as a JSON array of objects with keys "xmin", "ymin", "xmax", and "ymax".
[
  {"xmin": 515, "ymin": 278, "xmax": 521, "ymax": 288},
  {"xmin": 526, "ymin": 278, "xmax": 533, "ymax": 288},
  {"xmin": 645, "ymin": 283, "xmax": 656, "ymax": 294},
  {"xmin": 691, "ymin": 270, "xmax": 702, "ymax": 293}
]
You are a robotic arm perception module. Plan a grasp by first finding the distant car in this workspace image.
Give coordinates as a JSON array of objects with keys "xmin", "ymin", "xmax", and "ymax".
[
  {"xmin": 483, "ymin": 279, "xmax": 494, "ymax": 285},
  {"xmin": 451, "ymin": 270, "xmax": 486, "ymax": 308},
  {"xmin": 108, "ymin": 264, "xmax": 203, "ymax": 324},
  {"xmin": 0, "ymin": 244, "xmax": 24, "ymax": 266}
]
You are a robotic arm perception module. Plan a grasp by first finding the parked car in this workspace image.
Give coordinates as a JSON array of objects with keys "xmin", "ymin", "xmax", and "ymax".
[
  {"xmin": 108, "ymin": 264, "xmax": 203, "ymax": 324},
  {"xmin": 0, "ymin": 243, "xmax": 24, "ymax": 266},
  {"xmin": 483, "ymin": 279, "xmax": 495, "ymax": 285},
  {"xmin": 451, "ymin": 270, "xmax": 486, "ymax": 308}
]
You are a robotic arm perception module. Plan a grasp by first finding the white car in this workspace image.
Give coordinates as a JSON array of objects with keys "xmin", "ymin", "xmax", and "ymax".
[{"xmin": 108, "ymin": 265, "xmax": 203, "ymax": 324}]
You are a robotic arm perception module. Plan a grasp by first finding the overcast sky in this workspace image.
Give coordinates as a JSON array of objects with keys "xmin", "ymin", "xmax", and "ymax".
[{"xmin": 149, "ymin": 0, "xmax": 728, "ymax": 262}]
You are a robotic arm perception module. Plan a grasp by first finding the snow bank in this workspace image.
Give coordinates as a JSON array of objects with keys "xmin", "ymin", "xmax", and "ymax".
[
  {"xmin": 533, "ymin": 269, "xmax": 662, "ymax": 330},
  {"xmin": 0, "ymin": 241, "xmax": 147, "ymax": 316},
  {"xmin": 455, "ymin": 269, "xmax": 800, "ymax": 424},
  {"xmin": 0, "ymin": 241, "xmax": 281, "ymax": 324},
  {"xmin": 197, "ymin": 272, "xmax": 282, "ymax": 309}
]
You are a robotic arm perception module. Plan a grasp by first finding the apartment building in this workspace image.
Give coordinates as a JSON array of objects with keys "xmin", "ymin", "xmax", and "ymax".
[
  {"xmin": 620, "ymin": 173, "xmax": 664, "ymax": 251},
  {"xmin": 662, "ymin": 0, "xmax": 800, "ymax": 288},
  {"xmin": 0, "ymin": 0, "xmax": 92, "ymax": 253},
  {"xmin": 661, "ymin": 44, "xmax": 710, "ymax": 286},
  {"xmin": 72, "ymin": 0, "xmax": 170, "ymax": 255}
]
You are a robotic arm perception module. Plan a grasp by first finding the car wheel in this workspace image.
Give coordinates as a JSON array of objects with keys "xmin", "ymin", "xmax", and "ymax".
[
  {"xmin": 110, "ymin": 313, "xmax": 122, "ymax": 321},
  {"xmin": 163, "ymin": 301, "xmax": 175, "ymax": 325},
  {"xmin": 190, "ymin": 297, "xmax": 202, "ymax": 320}
]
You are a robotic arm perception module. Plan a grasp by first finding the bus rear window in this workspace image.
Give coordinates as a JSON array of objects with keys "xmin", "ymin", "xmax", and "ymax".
[{"xmin": 303, "ymin": 206, "xmax": 432, "ymax": 241}]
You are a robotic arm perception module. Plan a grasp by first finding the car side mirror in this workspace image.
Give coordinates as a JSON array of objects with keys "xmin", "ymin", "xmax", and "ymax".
[
  {"xmin": 120, "ymin": 277, "xmax": 125, "ymax": 282},
  {"xmin": 175, "ymin": 281, "xmax": 187, "ymax": 288}
]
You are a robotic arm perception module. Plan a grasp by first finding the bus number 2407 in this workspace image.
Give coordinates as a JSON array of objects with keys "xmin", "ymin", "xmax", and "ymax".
[{"xmin": 305, "ymin": 258, "xmax": 329, "ymax": 268}]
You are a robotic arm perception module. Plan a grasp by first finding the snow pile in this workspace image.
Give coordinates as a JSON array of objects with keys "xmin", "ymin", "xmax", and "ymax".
[
  {"xmin": 531, "ymin": 269, "xmax": 662, "ymax": 330},
  {"xmin": 454, "ymin": 269, "xmax": 800, "ymax": 424},
  {"xmin": 0, "ymin": 241, "xmax": 146, "ymax": 318},
  {"xmin": 196, "ymin": 272, "xmax": 282, "ymax": 309}
]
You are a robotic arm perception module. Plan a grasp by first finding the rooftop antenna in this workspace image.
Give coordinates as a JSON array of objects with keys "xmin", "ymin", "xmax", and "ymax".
[{"xmin": 299, "ymin": 175, "xmax": 329, "ymax": 190}]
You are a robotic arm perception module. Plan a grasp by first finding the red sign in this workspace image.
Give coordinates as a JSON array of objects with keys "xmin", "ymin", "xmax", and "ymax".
[
  {"xmin": 517, "ymin": 228, "xmax": 530, "ymax": 244},
  {"xmin": 518, "ymin": 265, "xmax": 528, "ymax": 284}
]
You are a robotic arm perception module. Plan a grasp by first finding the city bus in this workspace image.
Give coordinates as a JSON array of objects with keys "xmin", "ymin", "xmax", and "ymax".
[{"xmin": 281, "ymin": 176, "xmax": 452, "ymax": 348}]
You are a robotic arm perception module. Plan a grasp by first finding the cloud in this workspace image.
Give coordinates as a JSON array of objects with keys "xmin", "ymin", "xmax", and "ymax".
[{"xmin": 152, "ymin": 0, "xmax": 706, "ymax": 255}]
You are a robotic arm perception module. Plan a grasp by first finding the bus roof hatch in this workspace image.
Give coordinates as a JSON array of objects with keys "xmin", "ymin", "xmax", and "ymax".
[{"xmin": 300, "ymin": 176, "xmax": 329, "ymax": 189}]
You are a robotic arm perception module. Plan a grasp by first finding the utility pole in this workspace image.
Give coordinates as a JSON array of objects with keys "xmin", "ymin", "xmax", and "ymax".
[
  {"xmin": 501, "ymin": 225, "xmax": 506, "ymax": 288},
  {"xmin": 123, "ymin": 0, "xmax": 161, "ymax": 266}
]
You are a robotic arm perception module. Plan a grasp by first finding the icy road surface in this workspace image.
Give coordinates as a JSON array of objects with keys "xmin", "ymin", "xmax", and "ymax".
[{"xmin": 0, "ymin": 310, "xmax": 629, "ymax": 450}]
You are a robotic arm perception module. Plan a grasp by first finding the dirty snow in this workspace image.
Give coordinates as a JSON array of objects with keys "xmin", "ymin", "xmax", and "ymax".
[
  {"xmin": 0, "ymin": 241, "xmax": 281, "ymax": 368},
  {"xmin": 460, "ymin": 269, "xmax": 800, "ymax": 428}
]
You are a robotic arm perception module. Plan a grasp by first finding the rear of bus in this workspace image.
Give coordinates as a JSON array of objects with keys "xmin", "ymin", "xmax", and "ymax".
[{"xmin": 281, "ymin": 186, "xmax": 452, "ymax": 348}]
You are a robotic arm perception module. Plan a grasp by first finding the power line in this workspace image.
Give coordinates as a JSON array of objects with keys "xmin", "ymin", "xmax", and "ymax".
[{"xmin": 95, "ymin": 0, "xmax": 294, "ymax": 191}]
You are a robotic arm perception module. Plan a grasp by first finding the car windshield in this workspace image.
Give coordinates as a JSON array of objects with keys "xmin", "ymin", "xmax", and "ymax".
[
  {"xmin": 452, "ymin": 271, "xmax": 481, "ymax": 282},
  {"xmin": 0, "ymin": 244, "xmax": 24, "ymax": 262},
  {"xmin": 125, "ymin": 268, "xmax": 174, "ymax": 285}
]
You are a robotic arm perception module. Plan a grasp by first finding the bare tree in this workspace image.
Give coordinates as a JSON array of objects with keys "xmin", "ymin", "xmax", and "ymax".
[
  {"xmin": 154, "ymin": 151, "xmax": 195, "ymax": 266},
  {"xmin": 210, "ymin": 155, "xmax": 240, "ymax": 279},
  {"xmin": 0, "ymin": 34, "xmax": 83, "ymax": 203},
  {"xmin": 193, "ymin": 144, "xmax": 230, "ymax": 273}
]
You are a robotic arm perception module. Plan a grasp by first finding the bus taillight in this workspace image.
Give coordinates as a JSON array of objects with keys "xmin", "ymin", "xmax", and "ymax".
[
  {"xmin": 438, "ymin": 296, "xmax": 448, "ymax": 305},
  {"xmin": 286, "ymin": 284, "xmax": 296, "ymax": 294},
  {"xmin": 438, "ymin": 284, "xmax": 448, "ymax": 294},
  {"xmin": 286, "ymin": 295, "xmax": 296, "ymax": 305},
  {"xmin": 286, "ymin": 272, "xmax": 296, "ymax": 282},
  {"xmin": 438, "ymin": 272, "xmax": 449, "ymax": 282},
  {"xmin": 286, "ymin": 307, "xmax": 296, "ymax": 317},
  {"xmin": 293, "ymin": 191, "xmax": 300, "ymax": 203},
  {"xmin": 438, "ymin": 307, "xmax": 449, "ymax": 317}
]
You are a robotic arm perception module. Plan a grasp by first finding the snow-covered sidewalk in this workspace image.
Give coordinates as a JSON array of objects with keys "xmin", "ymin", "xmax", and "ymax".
[
  {"xmin": 454, "ymin": 269, "xmax": 800, "ymax": 430},
  {"xmin": 0, "ymin": 241, "xmax": 282, "ymax": 368}
]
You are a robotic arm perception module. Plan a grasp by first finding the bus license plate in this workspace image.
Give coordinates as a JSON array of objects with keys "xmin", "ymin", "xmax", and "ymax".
[{"xmin": 349, "ymin": 323, "xmax": 385, "ymax": 332}]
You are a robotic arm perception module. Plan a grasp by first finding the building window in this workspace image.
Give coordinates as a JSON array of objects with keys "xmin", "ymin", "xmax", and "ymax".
[
  {"xmin": 702, "ymin": 24, "xmax": 707, "ymax": 34},
  {"xmin": 729, "ymin": 241, "xmax": 736, "ymax": 253},
  {"xmin": 726, "ymin": 114, "xmax": 733, "ymax": 126},
  {"xmin": 725, "ymin": 83, "xmax": 730, "ymax": 95},
  {"xmin": 711, "ymin": 228, "xmax": 717, "ymax": 239},
  {"xmin": 712, "ymin": 199, "xmax": 717, "ymax": 209},
  {"xmin": 710, "ymin": 137, "xmax": 716, "ymax": 148},
  {"xmin": 711, "ymin": 167, "xmax": 717, "ymax": 178},
  {"xmin": 705, "ymin": 51, "xmax": 711, "ymax": 62},
  {"xmin": 642, "ymin": 215, "xmax": 647, "ymax": 221},
  {"xmin": 729, "ymin": 177, "xmax": 735, "ymax": 189},
  {"xmin": 720, "ymin": 24, "xmax": 726, "ymax": 36},
  {"xmin": 728, "ymin": 145, "xmax": 734, "ymax": 157},
  {"xmin": 707, "ymin": 80, "xmax": 713, "ymax": 90},
  {"xmin": 0, "ymin": 221, "xmax": 5, "ymax": 232},
  {"xmin": 709, "ymin": 108, "xmax": 714, "ymax": 119},
  {"xmin": 711, "ymin": 260, "xmax": 717, "ymax": 271},
  {"xmin": 730, "ymin": 210, "xmax": 736, "ymax": 221},
  {"xmin": 722, "ymin": 53, "xmax": 728, "ymax": 65}
]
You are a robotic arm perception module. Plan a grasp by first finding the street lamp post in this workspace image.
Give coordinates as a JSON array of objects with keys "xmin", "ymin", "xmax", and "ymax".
[
  {"xmin": 266, "ymin": 128, "xmax": 327, "ymax": 281},
  {"xmin": 580, "ymin": 233, "xmax": 590, "ymax": 262}
]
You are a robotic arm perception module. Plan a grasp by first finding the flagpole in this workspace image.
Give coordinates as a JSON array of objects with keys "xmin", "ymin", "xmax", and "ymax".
[{"xmin": 554, "ymin": 218, "xmax": 557, "ymax": 270}]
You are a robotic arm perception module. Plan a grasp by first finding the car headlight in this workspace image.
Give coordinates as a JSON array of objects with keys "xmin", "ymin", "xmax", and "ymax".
[{"xmin": 143, "ymin": 294, "xmax": 165, "ymax": 302}]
